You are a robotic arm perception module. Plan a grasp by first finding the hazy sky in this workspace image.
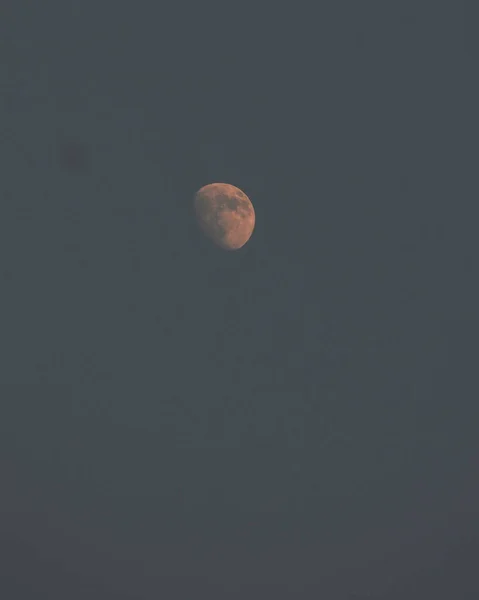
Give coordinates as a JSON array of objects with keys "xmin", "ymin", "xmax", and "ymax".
[{"xmin": 1, "ymin": 2, "xmax": 477, "ymax": 598}]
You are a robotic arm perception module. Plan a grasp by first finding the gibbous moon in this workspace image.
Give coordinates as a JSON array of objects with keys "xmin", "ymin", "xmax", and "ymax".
[{"xmin": 194, "ymin": 183, "xmax": 255, "ymax": 251}]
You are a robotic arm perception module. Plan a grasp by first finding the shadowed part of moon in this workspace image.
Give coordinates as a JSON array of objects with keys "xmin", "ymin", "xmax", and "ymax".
[{"xmin": 194, "ymin": 183, "xmax": 255, "ymax": 250}]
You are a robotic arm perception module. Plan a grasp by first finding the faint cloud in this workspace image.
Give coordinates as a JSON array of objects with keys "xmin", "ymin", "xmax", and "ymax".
[{"xmin": 57, "ymin": 138, "xmax": 91, "ymax": 174}]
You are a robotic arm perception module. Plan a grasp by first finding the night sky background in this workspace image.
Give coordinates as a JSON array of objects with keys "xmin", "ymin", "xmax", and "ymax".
[{"xmin": 1, "ymin": 2, "xmax": 478, "ymax": 598}]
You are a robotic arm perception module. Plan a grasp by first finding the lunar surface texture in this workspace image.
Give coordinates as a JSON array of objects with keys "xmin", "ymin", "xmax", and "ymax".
[{"xmin": 194, "ymin": 183, "xmax": 255, "ymax": 250}]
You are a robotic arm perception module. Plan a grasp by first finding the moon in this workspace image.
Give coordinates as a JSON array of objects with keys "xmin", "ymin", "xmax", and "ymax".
[{"xmin": 194, "ymin": 183, "xmax": 255, "ymax": 251}]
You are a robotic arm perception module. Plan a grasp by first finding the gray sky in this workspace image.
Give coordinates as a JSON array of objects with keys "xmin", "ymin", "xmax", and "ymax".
[{"xmin": 1, "ymin": 2, "xmax": 477, "ymax": 598}]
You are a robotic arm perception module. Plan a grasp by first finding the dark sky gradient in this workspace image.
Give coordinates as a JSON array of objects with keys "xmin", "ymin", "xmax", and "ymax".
[{"xmin": 1, "ymin": 2, "xmax": 477, "ymax": 598}]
